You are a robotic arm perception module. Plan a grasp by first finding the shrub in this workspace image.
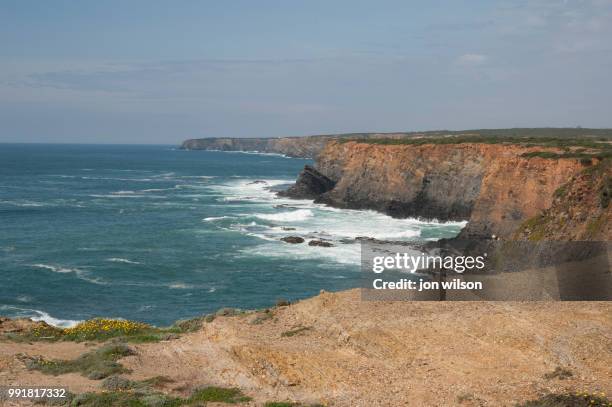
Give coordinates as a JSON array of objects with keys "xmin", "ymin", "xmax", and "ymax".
[
  {"xmin": 62, "ymin": 319, "xmax": 151, "ymax": 341},
  {"xmin": 599, "ymin": 176, "xmax": 611, "ymax": 208},
  {"xmin": 7, "ymin": 318, "xmax": 189, "ymax": 344},
  {"xmin": 281, "ymin": 326, "xmax": 311, "ymax": 337},
  {"xmin": 543, "ymin": 366, "xmax": 573, "ymax": 380},
  {"xmin": 276, "ymin": 299, "xmax": 291, "ymax": 307},
  {"xmin": 188, "ymin": 386, "xmax": 252, "ymax": 403},
  {"xmin": 24, "ymin": 343, "xmax": 134, "ymax": 379},
  {"xmin": 516, "ymin": 391, "xmax": 610, "ymax": 407}
]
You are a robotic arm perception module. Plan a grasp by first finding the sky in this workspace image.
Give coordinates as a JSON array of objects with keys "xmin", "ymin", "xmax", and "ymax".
[{"xmin": 1, "ymin": 0, "xmax": 611, "ymax": 144}]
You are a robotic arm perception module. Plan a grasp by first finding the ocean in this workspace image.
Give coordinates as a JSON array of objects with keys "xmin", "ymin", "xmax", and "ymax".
[{"xmin": 0, "ymin": 144, "xmax": 465, "ymax": 327}]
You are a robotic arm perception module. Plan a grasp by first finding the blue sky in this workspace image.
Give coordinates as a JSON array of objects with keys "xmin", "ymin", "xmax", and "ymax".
[{"xmin": 1, "ymin": 0, "xmax": 611, "ymax": 144}]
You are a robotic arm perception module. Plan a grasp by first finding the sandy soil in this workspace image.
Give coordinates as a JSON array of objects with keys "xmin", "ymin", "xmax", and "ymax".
[{"xmin": 1, "ymin": 289, "xmax": 611, "ymax": 406}]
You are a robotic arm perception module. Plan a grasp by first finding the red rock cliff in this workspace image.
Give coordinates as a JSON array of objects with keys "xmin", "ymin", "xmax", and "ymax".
[{"xmin": 294, "ymin": 141, "xmax": 596, "ymax": 239}]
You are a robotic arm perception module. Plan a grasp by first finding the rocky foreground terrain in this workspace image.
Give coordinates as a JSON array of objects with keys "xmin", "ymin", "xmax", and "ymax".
[{"xmin": 1, "ymin": 290, "xmax": 611, "ymax": 406}]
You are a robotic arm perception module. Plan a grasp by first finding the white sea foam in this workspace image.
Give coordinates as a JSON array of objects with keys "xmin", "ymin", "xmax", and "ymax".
[
  {"xmin": 89, "ymin": 194, "xmax": 166, "ymax": 199},
  {"xmin": 153, "ymin": 172, "xmax": 176, "ymax": 178},
  {"xmin": 32, "ymin": 264, "xmax": 78, "ymax": 273},
  {"xmin": 107, "ymin": 258, "xmax": 141, "ymax": 265},
  {"xmin": 141, "ymin": 188, "xmax": 174, "ymax": 192},
  {"xmin": 203, "ymin": 216, "xmax": 233, "ymax": 222},
  {"xmin": 203, "ymin": 176, "xmax": 466, "ymax": 266},
  {"xmin": 255, "ymin": 209, "xmax": 313, "ymax": 222},
  {"xmin": 168, "ymin": 282, "xmax": 193, "ymax": 289},
  {"xmin": 81, "ymin": 176, "xmax": 154, "ymax": 182},
  {"xmin": 0, "ymin": 200, "xmax": 46, "ymax": 207},
  {"xmin": 207, "ymin": 178, "xmax": 296, "ymax": 205},
  {"xmin": 0, "ymin": 305, "xmax": 80, "ymax": 328},
  {"xmin": 180, "ymin": 175, "xmax": 216, "ymax": 179},
  {"xmin": 203, "ymin": 149, "xmax": 292, "ymax": 158},
  {"xmin": 30, "ymin": 310, "xmax": 81, "ymax": 328}
]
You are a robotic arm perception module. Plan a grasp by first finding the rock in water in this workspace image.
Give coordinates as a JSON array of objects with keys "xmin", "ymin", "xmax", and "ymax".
[
  {"xmin": 281, "ymin": 236, "xmax": 305, "ymax": 244},
  {"xmin": 308, "ymin": 240, "xmax": 334, "ymax": 247},
  {"xmin": 278, "ymin": 165, "xmax": 335, "ymax": 199}
]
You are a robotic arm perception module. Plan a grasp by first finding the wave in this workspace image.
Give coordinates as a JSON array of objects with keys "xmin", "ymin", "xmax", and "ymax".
[
  {"xmin": 107, "ymin": 258, "xmax": 141, "ymax": 265},
  {"xmin": 207, "ymin": 178, "xmax": 296, "ymax": 204},
  {"xmin": 141, "ymin": 188, "xmax": 174, "ymax": 192},
  {"xmin": 81, "ymin": 176, "xmax": 154, "ymax": 182},
  {"xmin": 202, "ymin": 149, "xmax": 291, "ymax": 158},
  {"xmin": 168, "ymin": 282, "xmax": 193, "ymax": 289},
  {"xmin": 0, "ymin": 305, "xmax": 80, "ymax": 328},
  {"xmin": 0, "ymin": 200, "xmax": 46, "ymax": 207},
  {"xmin": 179, "ymin": 175, "xmax": 216, "ymax": 179},
  {"xmin": 30, "ymin": 264, "xmax": 107, "ymax": 285},
  {"xmin": 255, "ymin": 209, "xmax": 313, "ymax": 222},
  {"xmin": 152, "ymin": 172, "xmax": 176, "ymax": 178},
  {"xmin": 89, "ymin": 194, "xmax": 166, "ymax": 199},
  {"xmin": 31, "ymin": 264, "xmax": 80, "ymax": 273},
  {"xmin": 202, "ymin": 216, "xmax": 234, "ymax": 222}
]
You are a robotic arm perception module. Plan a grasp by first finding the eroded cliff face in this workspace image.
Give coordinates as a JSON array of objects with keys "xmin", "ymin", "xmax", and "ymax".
[{"xmin": 289, "ymin": 141, "xmax": 590, "ymax": 239}]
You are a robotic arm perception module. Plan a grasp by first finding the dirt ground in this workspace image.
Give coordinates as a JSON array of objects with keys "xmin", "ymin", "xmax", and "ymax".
[{"xmin": 1, "ymin": 289, "xmax": 611, "ymax": 406}]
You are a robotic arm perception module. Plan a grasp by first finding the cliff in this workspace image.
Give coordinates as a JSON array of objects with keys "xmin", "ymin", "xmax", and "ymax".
[
  {"xmin": 180, "ymin": 133, "xmax": 415, "ymax": 158},
  {"xmin": 180, "ymin": 136, "xmax": 332, "ymax": 158},
  {"xmin": 284, "ymin": 140, "xmax": 611, "ymax": 239},
  {"xmin": 181, "ymin": 129, "xmax": 612, "ymax": 159}
]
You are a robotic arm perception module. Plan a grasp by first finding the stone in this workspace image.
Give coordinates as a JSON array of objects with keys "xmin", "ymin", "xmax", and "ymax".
[{"xmin": 281, "ymin": 236, "xmax": 305, "ymax": 244}]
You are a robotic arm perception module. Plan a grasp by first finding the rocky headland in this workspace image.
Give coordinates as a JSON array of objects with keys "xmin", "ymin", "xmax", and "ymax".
[{"xmin": 281, "ymin": 139, "xmax": 612, "ymax": 241}]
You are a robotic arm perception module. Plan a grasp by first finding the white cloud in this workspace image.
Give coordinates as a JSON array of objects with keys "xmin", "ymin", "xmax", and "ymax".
[{"xmin": 455, "ymin": 53, "xmax": 488, "ymax": 66}]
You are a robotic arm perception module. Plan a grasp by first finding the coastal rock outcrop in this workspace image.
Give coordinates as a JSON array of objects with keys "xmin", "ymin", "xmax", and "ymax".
[
  {"xmin": 308, "ymin": 240, "xmax": 334, "ymax": 247},
  {"xmin": 278, "ymin": 165, "xmax": 335, "ymax": 200},
  {"xmin": 281, "ymin": 236, "xmax": 305, "ymax": 244}
]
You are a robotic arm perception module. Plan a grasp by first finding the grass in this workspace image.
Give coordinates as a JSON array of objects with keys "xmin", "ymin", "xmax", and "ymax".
[
  {"xmin": 341, "ymin": 134, "xmax": 611, "ymax": 148},
  {"xmin": 64, "ymin": 386, "xmax": 250, "ymax": 407},
  {"xmin": 280, "ymin": 326, "xmax": 311, "ymax": 337},
  {"xmin": 188, "ymin": 386, "xmax": 252, "ymax": 403},
  {"xmin": 585, "ymin": 214, "xmax": 606, "ymax": 238},
  {"xmin": 517, "ymin": 214, "xmax": 550, "ymax": 241},
  {"xmin": 337, "ymin": 132, "xmax": 612, "ymax": 162},
  {"xmin": 516, "ymin": 391, "xmax": 610, "ymax": 407},
  {"xmin": 23, "ymin": 343, "xmax": 134, "ymax": 380},
  {"xmin": 553, "ymin": 184, "xmax": 568, "ymax": 199},
  {"xmin": 520, "ymin": 150, "xmax": 612, "ymax": 160},
  {"xmin": 251, "ymin": 309, "xmax": 275, "ymax": 325}
]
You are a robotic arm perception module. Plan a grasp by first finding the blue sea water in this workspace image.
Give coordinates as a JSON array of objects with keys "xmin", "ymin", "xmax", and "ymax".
[{"xmin": 0, "ymin": 144, "xmax": 465, "ymax": 326}]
